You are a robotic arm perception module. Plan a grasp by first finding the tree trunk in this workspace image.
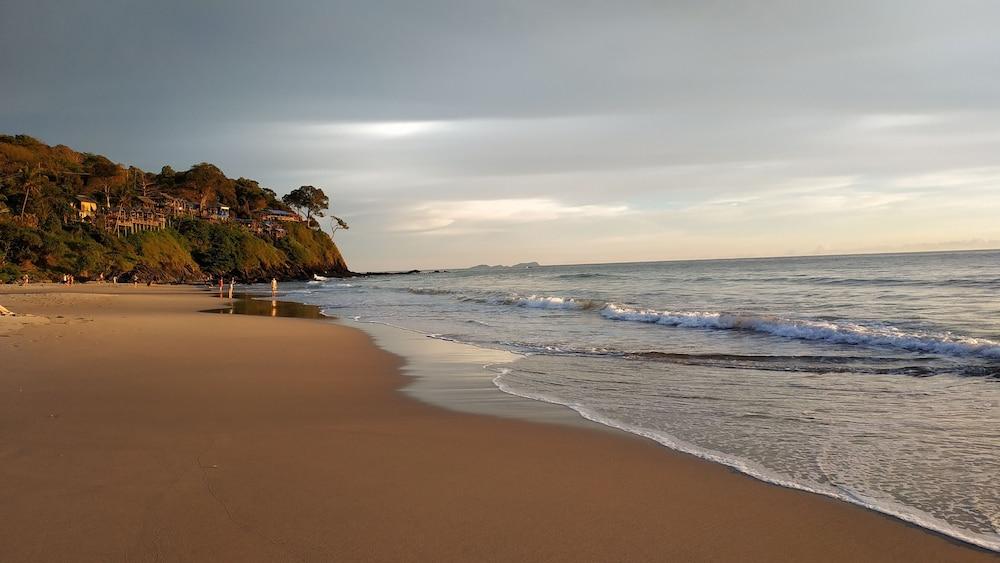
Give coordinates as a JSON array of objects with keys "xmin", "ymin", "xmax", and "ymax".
[{"xmin": 19, "ymin": 185, "xmax": 30, "ymax": 218}]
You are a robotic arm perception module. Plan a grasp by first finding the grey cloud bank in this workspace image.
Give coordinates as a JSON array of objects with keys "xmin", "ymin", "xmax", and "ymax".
[{"xmin": 3, "ymin": 1, "xmax": 1000, "ymax": 269}]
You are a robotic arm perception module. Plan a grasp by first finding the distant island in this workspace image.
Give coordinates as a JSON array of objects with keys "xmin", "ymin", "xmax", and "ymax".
[
  {"xmin": 467, "ymin": 262, "xmax": 540, "ymax": 271},
  {"xmin": 0, "ymin": 135, "xmax": 350, "ymax": 283}
]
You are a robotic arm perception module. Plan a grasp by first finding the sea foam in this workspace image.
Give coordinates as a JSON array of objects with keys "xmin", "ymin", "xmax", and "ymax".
[
  {"xmin": 484, "ymin": 293, "xmax": 600, "ymax": 310},
  {"xmin": 491, "ymin": 369, "xmax": 1000, "ymax": 552},
  {"xmin": 599, "ymin": 304, "xmax": 1000, "ymax": 359},
  {"xmin": 478, "ymin": 292, "xmax": 1000, "ymax": 359}
]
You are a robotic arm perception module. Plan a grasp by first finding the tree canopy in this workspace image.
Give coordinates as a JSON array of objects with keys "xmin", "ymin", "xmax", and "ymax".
[{"xmin": 282, "ymin": 185, "xmax": 329, "ymax": 224}]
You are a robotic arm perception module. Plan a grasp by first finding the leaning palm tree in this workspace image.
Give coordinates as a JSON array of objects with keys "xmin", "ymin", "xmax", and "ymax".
[{"xmin": 4, "ymin": 164, "xmax": 48, "ymax": 219}]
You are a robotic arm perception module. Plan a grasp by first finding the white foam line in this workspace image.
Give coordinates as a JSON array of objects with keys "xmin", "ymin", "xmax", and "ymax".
[
  {"xmin": 600, "ymin": 303, "xmax": 1000, "ymax": 360},
  {"xmin": 491, "ymin": 374, "xmax": 1000, "ymax": 553},
  {"xmin": 466, "ymin": 289, "xmax": 1000, "ymax": 360}
]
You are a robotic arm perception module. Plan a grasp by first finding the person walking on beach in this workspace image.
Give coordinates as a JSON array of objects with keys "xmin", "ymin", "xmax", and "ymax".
[{"xmin": 271, "ymin": 277, "xmax": 278, "ymax": 297}]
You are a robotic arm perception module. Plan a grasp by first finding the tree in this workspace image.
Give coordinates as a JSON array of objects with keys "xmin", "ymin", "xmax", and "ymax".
[
  {"xmin": 234, "ymin": 177, "xmax": 271, "ymax": 216},
  {"xmin": 331, "ymin": 215, "xmax": 349, "ymax": 238},
  {"xmin": 85, "ymin": 154, "xmax": 119, "ymax": 178},
  {"xmin": 282, "ymin": 185, "xmax": 328, "ymax": 225},
  {"xmin": 184, "ymin": 163, "xmax": 234, "ymax": 209},
  {"xmin": 4, "ymin": 164, "xmax": 48, "ymax": 219},
  {"xmin": 155, "ymin": 165, "xmax": 177, "ymax": 191},
  {"xmin": 85, "ymin": 154, "xmax": 122, "ymax": 207}
]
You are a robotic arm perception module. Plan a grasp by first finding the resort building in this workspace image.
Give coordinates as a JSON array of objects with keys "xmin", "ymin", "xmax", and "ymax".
[
  {"xmin": 157, "ymin": 194, "xmax": 198, "ymax": 217},
  {"xmin": 75, "ymin": 195, "xmax": 99, "ymax": 220},
  {"xmin": 110, "ymin": 206, "xmax": 167, "ymax": 235},
  {"xmin": 260, "ymin": 208, "xmax": 304, "ymax": 222},
  {"xmin": 66, "ymin": 189, "xmax": 297, "ymax": 239}
]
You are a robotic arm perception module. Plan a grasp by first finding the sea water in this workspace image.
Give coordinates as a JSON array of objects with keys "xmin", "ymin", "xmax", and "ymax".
[{"xmin": 273, "ymin": 250, "xmax": 999, "ymax": 551}]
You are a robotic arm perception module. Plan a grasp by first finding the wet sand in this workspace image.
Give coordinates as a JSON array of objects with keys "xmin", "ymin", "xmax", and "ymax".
[{"xmin": 0, "ymin": 285, "xmax": 995, "ymax": 562}]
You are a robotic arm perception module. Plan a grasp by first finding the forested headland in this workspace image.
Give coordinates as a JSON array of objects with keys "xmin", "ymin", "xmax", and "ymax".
[{"xmin": 0, "ymin": 135, "xmax": 350, "ymax": 283}]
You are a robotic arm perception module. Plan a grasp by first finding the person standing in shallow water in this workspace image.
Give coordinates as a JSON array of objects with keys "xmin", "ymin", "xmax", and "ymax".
[{"xmin": 271, "ymin": 278, "xmax": 278, "ymax": 297}]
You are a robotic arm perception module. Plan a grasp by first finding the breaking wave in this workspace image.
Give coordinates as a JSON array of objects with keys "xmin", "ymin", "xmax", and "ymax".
[
  {"xmin": 453, "ymin": 290, "xmax": 1000, "ymax": 360},
  {"xmin": 406, "ymin": 287, "xmax": 458, "ymax": 296},
  {"xmin": 408, "ymin": 287, "xmax": 1000, "ymax": 360},
  {"xmin": 552, "ymin": 272, "xmax": 623, "ymax": 280},
  {"xmin": 487, "ymin": 294, "xmax": 604, "ymax": 310},
  {"xmin": 601, "ymin": 304, "xmax": 1000, "ymax": 359}
]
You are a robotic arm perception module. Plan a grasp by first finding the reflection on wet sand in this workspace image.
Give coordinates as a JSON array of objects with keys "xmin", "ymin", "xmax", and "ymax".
[{"xmin": 202, "ymin": 293, "xmax": 329, "ymax": 319}]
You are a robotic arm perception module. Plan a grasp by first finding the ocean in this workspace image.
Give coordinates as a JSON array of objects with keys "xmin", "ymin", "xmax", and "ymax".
[{"xmin": 273, "ymin": 250, "xmax": 999, "ymax": 551}]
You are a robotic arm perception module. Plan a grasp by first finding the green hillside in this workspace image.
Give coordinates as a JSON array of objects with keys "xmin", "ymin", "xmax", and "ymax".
[{"xmin": 0, "ymin": 135, "xmax": 350, "ymax": 283}]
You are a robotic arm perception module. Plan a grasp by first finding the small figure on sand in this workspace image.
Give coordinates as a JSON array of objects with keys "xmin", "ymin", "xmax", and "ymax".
[
  {"xmin": 228, "ymin": 277, "xmax": 235, "ymax": 300},
  {"xmin": 19, "ymin": 274, "xmax": 29, "ymax": 286},
  {"xmin": 271, "ymin": 277, "xmax": 278, "ymax": 297}
]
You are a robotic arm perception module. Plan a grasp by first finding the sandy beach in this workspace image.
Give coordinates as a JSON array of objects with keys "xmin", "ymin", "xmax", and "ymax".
[{"xmin": 0, "ymin": 285, "xmax": 994, "ymax": 562}]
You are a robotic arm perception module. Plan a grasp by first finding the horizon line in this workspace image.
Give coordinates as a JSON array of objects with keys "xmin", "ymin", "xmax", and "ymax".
[{"xmin": 408, "ymin": 246, "xmax": 1000, "ymax": 273}]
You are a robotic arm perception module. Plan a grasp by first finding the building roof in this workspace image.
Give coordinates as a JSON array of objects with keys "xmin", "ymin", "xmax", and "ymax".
[
  {"xmin": 75, "ymin": 195, "xmax": 98, "ymax": 204},
  {"xmin": 263, "ymin": 208, "xmax": 298, "ymax": 216}
]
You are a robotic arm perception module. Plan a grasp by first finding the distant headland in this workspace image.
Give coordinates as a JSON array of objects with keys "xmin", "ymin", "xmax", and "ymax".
[{"xmin": 0, "ymin": 135, "xmax": 350, "ymax": 283}]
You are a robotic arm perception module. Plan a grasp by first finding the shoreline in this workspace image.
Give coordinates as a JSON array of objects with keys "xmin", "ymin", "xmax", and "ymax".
[
  {"xmin": 1, "ymin": 285, "xmax": 995, "ymax": 561},
  {"xmin": 239, "ymin": 291, "xmax": 1000, "ymax": 555}
]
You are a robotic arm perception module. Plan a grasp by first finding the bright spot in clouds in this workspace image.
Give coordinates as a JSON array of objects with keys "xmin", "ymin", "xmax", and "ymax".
[
  {"xmin": 351, "ymin": 121, "xmax": 446, "ymax": 138},
  {"xmin": 301, "ymin": 120, "xmax": 448, "ymax": 139},
  {"xmin": 394, "ymin": 198, "xmax": 631, "ymax": 234}
]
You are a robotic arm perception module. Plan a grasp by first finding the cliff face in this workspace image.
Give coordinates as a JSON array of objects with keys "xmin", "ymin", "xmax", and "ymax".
[{"xmin": 0, "ymin": 135, "xmax": 350, "ymax": 282}]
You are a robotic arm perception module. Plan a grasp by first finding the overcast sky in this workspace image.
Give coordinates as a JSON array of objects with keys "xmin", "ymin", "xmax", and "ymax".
[{"xmin": 3, "ymin": 1, "xmax": 1000, "ymax": 270}]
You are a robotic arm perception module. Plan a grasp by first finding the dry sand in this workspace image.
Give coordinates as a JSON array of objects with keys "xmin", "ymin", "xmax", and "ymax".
[{"xmin": 0, "ymin": 285, "xmax": 994, "ymax": 562}]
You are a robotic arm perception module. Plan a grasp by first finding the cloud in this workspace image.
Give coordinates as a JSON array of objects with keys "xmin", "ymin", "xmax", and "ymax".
[
  {"xmin": 890, "ymin": 167, "xmax": 1000, "ymax": 189},
  {"xmin": 391, "ymin": 198, "xmax": 631, "ymax": 234},
  {"xmin": 296, "ymin": 120, "xmax": 451, "ymax": 139},
  {"xmin": 851, "ymin": 113, "xmax": 951, "ymax": 131},
  {"xmin": 5, "ymin": 0, "xmax": 1000, "ymax": 269}
]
